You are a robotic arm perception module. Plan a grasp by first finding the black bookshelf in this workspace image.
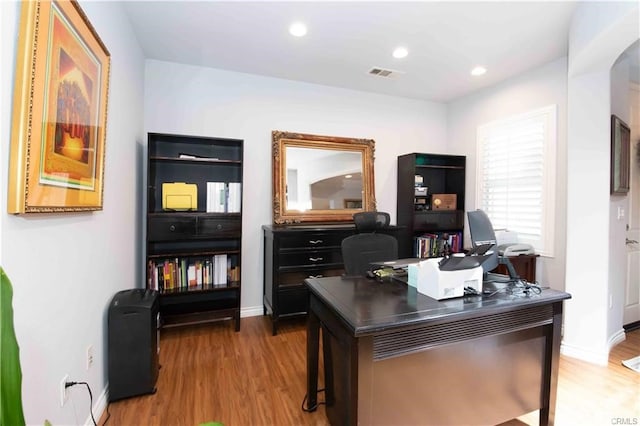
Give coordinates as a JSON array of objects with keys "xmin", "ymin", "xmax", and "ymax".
[
  {"xmin": 146, "ymin": 133, "xmax": 243, "ymax": 330},
  {"xmin": 396, "ymin": 153, "xmax": 466, "ymax": 258}
]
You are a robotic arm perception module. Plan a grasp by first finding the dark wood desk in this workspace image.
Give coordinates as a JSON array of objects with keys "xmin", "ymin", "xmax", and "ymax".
[{"xmin": 305, "ymin": 276, "xmax": 570, "ymax": 426}]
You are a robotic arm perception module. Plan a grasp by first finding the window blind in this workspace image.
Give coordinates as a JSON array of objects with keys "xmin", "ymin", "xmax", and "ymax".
[{"xmin": 476, "ymin": 105, "xmax": 556, "ymax": 256}]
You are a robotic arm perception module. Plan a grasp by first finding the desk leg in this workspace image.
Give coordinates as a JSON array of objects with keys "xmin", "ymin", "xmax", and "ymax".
[
  {"xmin": 322, "ymin": 324, "xmax": 335, "ymax": 407},
  {"xmin": 306, "ymin": 306, "xmax": 320, "ymax": 412},
  {"xmin": 540, "ymin": 302, "xmax": 563, "ymax": 426}
]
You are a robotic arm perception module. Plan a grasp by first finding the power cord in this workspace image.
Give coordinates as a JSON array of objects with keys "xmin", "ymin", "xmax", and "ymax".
[
  {"xmin": 516, "ymin": 279, "xmax": 542, "ymax": 295},
  {"xmin": 482, "ymin": 279, "xmax": 542, "ymax": 297},
  {"xmin": 102, "ymin": 402, "xmax": 111, "ymax": 425},
  {"xmin": 301, "ymin": 388, "xmax": 326, "ymax": 412},
  {"xmin": 65, "ymin": 381, "xmax": 98, "ymax": 426}
]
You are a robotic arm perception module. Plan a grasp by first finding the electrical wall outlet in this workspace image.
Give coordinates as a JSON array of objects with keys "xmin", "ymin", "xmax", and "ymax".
[
  {"xmin": 86, "ymin": 345, "xmax": 94, "ymax": 370},
  {"xmin": 60, "ymin": 374, "xmax": 69, "ymax": 406}
]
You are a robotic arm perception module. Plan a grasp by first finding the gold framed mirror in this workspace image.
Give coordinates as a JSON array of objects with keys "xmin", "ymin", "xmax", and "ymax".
[{"xmin": 272, "ymin": 131, "xmax": 376, "ymax": 224}]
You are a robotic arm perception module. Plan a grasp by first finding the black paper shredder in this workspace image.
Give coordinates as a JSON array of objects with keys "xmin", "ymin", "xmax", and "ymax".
[{"xmin": 108, "ymin": 288, "xmax": 159, "ymax": 401}]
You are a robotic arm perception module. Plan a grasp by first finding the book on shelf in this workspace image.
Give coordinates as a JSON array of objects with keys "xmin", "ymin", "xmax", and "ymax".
[
  {"xmin": 147, "ymin": 260, "xmax": 155, "ymax": 290},
  {"xmin": 414, "ymin": 231, "xmax": 462, "ymax": 258},
  {"xmin": 157, "ymin": 268, "xmax": 164, "ymax": 291},
  {"xmin": 179, "ymin": 153, "xmax": 219, "ymax": 160},
  {"xmin": 206, "ymin": 182, "xmax": 226, "ymax": 213},
  {"xmin": 214, "ymin": 254, "xmax": 228, "ymax": 285},
  {"xmin": 187, "ymin": 264, "xmax": 197, "ymax": 286},
  {"xmin": 181, "ymin": 258, "xmax": 188, "ymax": 288},
  {"xmin": 147, "ymin": 254, "xmax": 240, "ymax": 291},
  {"xmin": 227, "ymin": 182, "xmax": 242, "ymax": 213},
  {"xmin": 206, "ymin": 182, "xmax": 242, "ymax": 213},
  {"xmin": 163, "ymin": 261, "xmax": 172, "ymax": 290},
  {"xmin": 228, "ymin": 266, "xmax": 240, "ymax": 282}
]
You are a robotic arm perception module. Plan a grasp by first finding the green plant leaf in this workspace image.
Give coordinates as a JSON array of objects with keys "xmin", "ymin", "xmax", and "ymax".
[{"xmin": 0, "ymin": 267, "xmax": 26, "ymax": 426}]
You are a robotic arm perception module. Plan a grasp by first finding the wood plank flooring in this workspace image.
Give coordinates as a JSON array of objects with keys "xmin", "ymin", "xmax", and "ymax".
[{"xmin": 101, "ymin": 317, "xmax": 640, "ymax": 426}]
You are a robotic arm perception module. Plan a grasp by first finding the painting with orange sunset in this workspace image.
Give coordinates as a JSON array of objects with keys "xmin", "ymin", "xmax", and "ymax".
[{"xmin": 41, "ymin": 3, "xmax": 101, "ymax": 190}]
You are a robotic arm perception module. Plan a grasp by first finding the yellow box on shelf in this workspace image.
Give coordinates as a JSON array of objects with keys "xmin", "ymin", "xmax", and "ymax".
[{"xmin": 162, "ymin": 182, "xmax": 197, "ymax": 211}]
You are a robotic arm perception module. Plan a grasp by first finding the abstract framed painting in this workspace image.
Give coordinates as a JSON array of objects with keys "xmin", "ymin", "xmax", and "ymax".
[{"xmin": 8, "ymin": 0, "xmax": 110, "ymax": 213}]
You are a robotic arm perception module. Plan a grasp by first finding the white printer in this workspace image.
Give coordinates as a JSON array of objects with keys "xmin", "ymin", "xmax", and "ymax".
[
  {"xmin": 495, "ymin": 230, "xmax": 535, "ymax": 256},
  {"xmin": 498, "ymin": 244, "xmax": 535, "ymax": 256},
  {"xmin": 407, "ymin": 252, "xmax": 493, "ymax": 300}
]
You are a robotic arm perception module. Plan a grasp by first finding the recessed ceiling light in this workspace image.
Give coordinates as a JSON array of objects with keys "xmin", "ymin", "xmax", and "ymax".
[
  {"xmin": 345, "ymin": 174, "xmax": 352, "ymax": 179},
  {"xmin": 289, "ymin": 22, "xmax": 307, "ymax": 37},
  {"xmin": 471, "ymin": 66, "xmax": 487, "ymax": 76},
  {"xmin": 393, "ymin": 47, "xmax": 409, "ymax": 59}
]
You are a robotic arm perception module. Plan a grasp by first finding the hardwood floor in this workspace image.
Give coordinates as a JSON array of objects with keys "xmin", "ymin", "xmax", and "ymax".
[{"xmin": 101, "ymin": 317, "xmax": 640, "ymax": 426}]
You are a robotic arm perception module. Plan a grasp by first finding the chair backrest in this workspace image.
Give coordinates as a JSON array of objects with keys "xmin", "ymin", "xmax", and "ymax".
[
  {"xmin": 342, "ymin": 212, "xmax": 397, "ymax": 276},
  {"xmin": 353, "ymin": 211, "xmax": 390, "ymax": 233},
  {"xmin": 467, "ymin": 209, "xmax": 499, "ymax": 272},
  {"xmin": 467, "ymin": 209, "xmax": 497, "ymax": 246}
]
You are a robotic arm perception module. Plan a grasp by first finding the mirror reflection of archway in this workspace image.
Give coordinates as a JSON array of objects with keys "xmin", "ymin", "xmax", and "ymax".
[
  {"xmin": 285, "ymin": 147, "xmax": 363, "ymax": 211},
  {"xmin": 310, "ymin": 172, "xmax": 362, "ymax": 209}
]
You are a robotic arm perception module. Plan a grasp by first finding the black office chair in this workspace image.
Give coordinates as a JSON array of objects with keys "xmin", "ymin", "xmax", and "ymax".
[
  {"xmin": 341, "ymin": 212, "xmax": 398, "ymax": 276},
  {"xmin": 467, "ymin": 209, "xmax": 520, "ymax": 281},
  {"xmin": 467, "ymin": 209, "xmax": 499, "ymax": 272}
]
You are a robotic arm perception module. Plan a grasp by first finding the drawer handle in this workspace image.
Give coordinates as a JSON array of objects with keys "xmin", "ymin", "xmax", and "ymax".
[
  {"xmin": 309, "ymin": 257, "xmax": 324, "ymax": 262},
  {"xmin": 309, "ymin": 240, "xmax": 323, "ymax": 245},
  {"xmin": 169, "ymin": 225, "xmax": 176, "ymax": 232},
  {"xmin": 308, "ymin": 274, "xmax": 324, "ymax": 279},
  {"xmin": 216, "ymin": 224, "xmax": 223, "ymax": 230}
]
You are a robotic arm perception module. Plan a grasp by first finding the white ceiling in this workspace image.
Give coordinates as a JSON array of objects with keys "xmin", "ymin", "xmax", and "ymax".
[{"xmin": 122, "ymin": 1, "xmax": 584, "ymax": 102}]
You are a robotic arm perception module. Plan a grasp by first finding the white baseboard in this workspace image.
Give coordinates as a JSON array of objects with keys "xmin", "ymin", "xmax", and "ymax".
[
  {"xmin": 241, "ymin": 305, "xmax": 264, "ymax": 318},
  {"xmin": 86, "ymin": 385, "xmax": 109, "ymax": 426},
  {"xmin": 561, "ymin": 341, "xmax": 609, "ymax": 366},
  {"xmin": 560, "ymin": 328, "xmax": 627, "ymax": 366},
  {"xmin": 608, "ymin": 328, "xmax": 626, "ymax": 350}
]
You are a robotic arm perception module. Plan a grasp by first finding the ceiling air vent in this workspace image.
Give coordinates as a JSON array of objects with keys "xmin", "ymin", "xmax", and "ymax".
[{"xmin": 368, "ymin": 67, "xmax": 404, "ymax": 78}]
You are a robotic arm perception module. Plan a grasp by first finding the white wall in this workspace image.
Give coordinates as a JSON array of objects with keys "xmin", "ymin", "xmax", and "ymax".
[
  {"xmin": 610, "ymin": 56, "xmax": 632, "ymax": 340},
  {"xmin": 447, "ymin": 57, "xmax": 568, "ymax": 291},
  {"xmin": 144, "ymin": 59, "xmax": 447, "ymax": 313},
  {"xmin": 563, "ymin": 1, "xmax": 639, "ymax": 365},
  {"xmin": 1, "ymin": 1, "xmax": 145, "ymax": 424}
]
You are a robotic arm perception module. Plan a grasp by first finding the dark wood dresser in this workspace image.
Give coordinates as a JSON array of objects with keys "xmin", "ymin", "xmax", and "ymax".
[
  {"xmin": 262, "ymin": 224, "xmax": 400, "ymax": 335},
  {"xmin": 262, "ymin": 225, "xmax": 352, "ymax": 335}
]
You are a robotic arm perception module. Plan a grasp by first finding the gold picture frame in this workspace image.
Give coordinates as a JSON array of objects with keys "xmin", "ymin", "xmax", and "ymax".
[
  {"xmin": 272, "ymin": 131, "xmax": 376, "ymax": 224},
  {"xmin": 610, "ymin": 115, "xmax": 630, "ymax": 195},
  {"xmin": 8, "ymin": 0, "xmax": 110, "ymax": 213}
]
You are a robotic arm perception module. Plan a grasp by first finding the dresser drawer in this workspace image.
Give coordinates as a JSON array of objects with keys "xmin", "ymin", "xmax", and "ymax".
[
  {"xmin": 278, "ymin": 267, "xmax": 344, "ymax": 289},
  {"xmin": 198, "ymin": 215, "xmax": 241, "ymax": 238},
  {"xmin": 278, "ymin": 248, "xmax": 343, "ymax": 268},
  {"xmin": 148, "ymin": 216, "xmax": 196, "ymax": 240},
  {"xmin": 278, "ymin": 231, "xmax": 352, "ymax": 250},
  {"xmin": 413, "ymin": 211, "xmax": 464, "ymax": 232}
]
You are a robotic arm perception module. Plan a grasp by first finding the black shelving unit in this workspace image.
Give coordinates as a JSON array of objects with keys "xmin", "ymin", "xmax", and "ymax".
[
  {"xmin": 146, "ymin": 133, "xmax": 243, "ymax": 330},
  {"xmin": 396, "ymin": 153, "xmax": 466, "ymax": 258}
]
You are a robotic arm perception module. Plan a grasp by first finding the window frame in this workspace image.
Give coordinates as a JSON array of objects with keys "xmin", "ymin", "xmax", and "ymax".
[{"xmin": 475, "ymin": 105, "xmax": 557, "ymax": 257}]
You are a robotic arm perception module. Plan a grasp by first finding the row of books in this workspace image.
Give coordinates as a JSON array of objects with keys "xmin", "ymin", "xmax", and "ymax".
[
  {"xmin": 147, "ymin": 254, "xmax": 240, "ymax": 291},
  {"xmin": 414, "ymin": 231, "xmax": 463, "ymax": 258},
  {"xmin": 206, "ymin": 182, "xmax": 241, "ymax": 213}
]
